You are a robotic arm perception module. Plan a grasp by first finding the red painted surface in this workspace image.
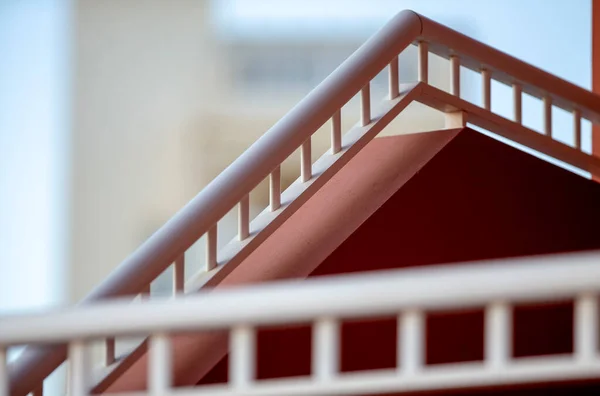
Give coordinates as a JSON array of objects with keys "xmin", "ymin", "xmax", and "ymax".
[{"xmin": 200, "ymin": 129, "xmax": 600, "ymax": 394}]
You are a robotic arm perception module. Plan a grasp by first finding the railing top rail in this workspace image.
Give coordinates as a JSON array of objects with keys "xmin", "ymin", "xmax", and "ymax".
[{"xmin": 2, "ymin": 251, "xmax": 599, "ymax": 346}]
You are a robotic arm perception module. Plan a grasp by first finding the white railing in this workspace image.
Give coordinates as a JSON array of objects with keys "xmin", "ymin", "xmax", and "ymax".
[
  {"xmin": 2, "ymin": 251, "xmax": 600, "ymax": 396},
  {"xmin": 8, "ymin": 9, "xmax": 600, "ymax": 396}
]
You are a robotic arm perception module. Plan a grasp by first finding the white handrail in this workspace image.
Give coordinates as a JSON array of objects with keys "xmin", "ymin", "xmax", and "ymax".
[
  {"xmin": 1, "ymin": 251, "xmax": 599, "ymax": 344},
  {"xmin": 1, "ymin": 252, "xmax": 600, "ymax": 396},
  {"xmin": 7, "ymin": 9, "xmax": 600, "ymax": 395}
]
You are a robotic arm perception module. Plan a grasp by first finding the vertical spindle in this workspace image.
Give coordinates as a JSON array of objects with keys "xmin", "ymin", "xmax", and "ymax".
[
  {"xmin": 301, "ymin": 139, "xmax": 312, "ymax": 182},
  {"xmin": 331, "ymin": 110, "xmax": 342, "ymax": 155},
  {"xmin": 173, "ymin": 254, "xmax": 185, "ymax": 295},
  {"xmin": 206, "ymin": 224, "xmax": 217, "ymax": 270},
  {"xmin": 482, "ymin": 69, "xmax": 491, "ymax": 110},
  {"xmin": 450, "ymin": 55, "xmax": 460, "ymax": 97},
  {"xmin": 69, "ymin": 340, "xmax": 89, "ymax": 396},
  {"xmin": 399, "ymin": 310, "xmax": 424, "ymax": 374},
  {"xmin": 389, "ymin": 56, "xmax": 399, "ymax": 100},
  {"xmin": 270, "ymin": 166, "xmax": 281, "ymax": 211},
  {"xmin": 230, "ymin": 325, "xmax": 256, "ymax": 388},
  {"xmin": 485, "ymin": 302, "xmax": 511, "ymax": 369},
  {"xmin": 149, "ymin": 333, "xmax": 172, "ymax": 395},
  {"xmin": 573, "ymin": 109, "xmax": 582, "ymax": 150},
  {"xmin": 543, "ymin": 96, "xmax": 552, "ymax": 137},
  {"xmin": 238, "ymin": 194, "xmax": 250, "ymax": 240},
  {"xmin": 105, "ymin": 338, "xmax": 115, "ymax": 366},
  {"xmin": 418, "ymin": 42, "xmax": 429, "ymax": 83},
  {"xmin": 361, "ymin": 83, "xmax": 371, "ymax": 126},
  {"xmin": 313, "ymin": 317, "xmax": 339, "ymax": 380},
  {"xmin": 513, "ymin": 83, "xmax": 522, "ymax": 124},
  {"xmin": 575, "ymin": 294, "xmax": 598, "ymax": 362}
]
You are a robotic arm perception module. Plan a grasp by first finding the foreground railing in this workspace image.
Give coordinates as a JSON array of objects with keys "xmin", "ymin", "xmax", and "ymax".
[
  {"xmin": 8, "ymin": 9, "xmax": 600, "ymax": 396},
  {"xmin": 2, "ymin": 251, "xmax": 600, "ymax": 396}
]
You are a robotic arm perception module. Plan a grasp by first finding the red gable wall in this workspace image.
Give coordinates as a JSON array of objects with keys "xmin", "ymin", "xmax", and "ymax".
[{"xmin": 201, "ymin": 129, "xmax": 600, "ymax": 394}]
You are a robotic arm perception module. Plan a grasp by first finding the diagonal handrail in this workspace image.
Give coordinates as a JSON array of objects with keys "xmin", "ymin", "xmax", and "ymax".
[{"xmin": 7, "ymin": 10, "xmax": 600, "ymax": 396}]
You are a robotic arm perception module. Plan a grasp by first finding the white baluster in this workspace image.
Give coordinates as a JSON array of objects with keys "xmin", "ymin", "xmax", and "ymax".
[
  {"xmin": 543, "ymin": 96, "xmax": 552, "ymax": 137},
  {"xmin": 389, "ymin": 56, "xmax": 399, "ymax": 99},
  {"xmin": 418, "ymin": 41, "xmax": 428, "ymax": 83},
  {"xmin": 331, "ymin": 110, "xmax": 342, "ymax": 155},
  {"xmin": 230, "ymin": 325, "xmax": 256, "ymax": 388},
  {"xmin": 513, "ymin": 83, "xmax": 522, "ymax": 124},
  {"xmin": 238, "ymin": 194, "xmax": 250, "ymax": 240},
  {"xmin": 361, "ymin": 83, "xmax": 371, "ymax": 126},
  {"xmin": 206, "ymin": 224, "xmax": 217, "ymax": 270},
  {"xmin": 149, "ymin": 333, "xmax": 172, "ymax": 395},
  {"xmin": 573, "ymin": 109, "xmax": 582, "ymax": 150},
  {"xmin": 450, "ymin": 55, "xmax": 460, "ymax": 97},
  {"xmin": 301, "ymin": 138, "xmax": 312, "ymax": 182},
  {"xmin": 270, "ymin": 166, "xmax": 281, "ymax": 211},
  {"xmin": 485, "ymin": 302, "xmax": 511, "ymax": 369},
  {"xmin": 399, "ymin": 310, "xmax": 424, "ymax": 375},
  {"xmin": 105, "ymin": 337, "xmax": 115, "ymax": 366},
  {"xmin": 69, "ymin": 340, "xmax": 89, "ymax": 396},
  {"xmin": 575, "ymin": 293, "xmax": 598, "ymax": 363},
  {"xmin": 313, "ymin": 317, "xmax": 339, "ymax": 381},
  {"xmin": 173, "ymin": 254, "xmax": 185, "ymax": 295},
  {"xmin": 482, "ymin": 69, "xmax": 491, "ymax": 110}
]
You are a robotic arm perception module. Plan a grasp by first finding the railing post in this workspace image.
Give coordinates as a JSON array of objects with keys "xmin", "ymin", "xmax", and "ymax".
[
  {"xmin": 482, "ymin": 69, "xmax": 491, "ymax": 110},
  {"xmin": 513, "ymin": 83, "xmax": 522, "ymax": 124},
  {"xmin": 573, "ymin": 109, "xmax": 582, "ymax": 150},
  {"xmin": 389, "ymin": 56, "xmax": 399, "ymax": 100},
  {"xmin": 173, "ymin": 254, "xmax": 185, "ymax": 295},
  {"xmin": 105, "ymin": 338, "xmax": 116, "ymax": 366},
  {"xmin": 331, "ymin": 110, "xmax": 342, "ymax": 155},
  {"xmin": 450, "ymin": 55, "xmax": 460, "ymax": 97},
  {"xmin": 269, "ymin": 166, "xmax": 281, "ymax": 211},
  {"xmin": 69, "ymin": 340, "xmax": 89, "ymax": 396},
  {"xmin": 399, "ymin": 310, "xmax": 424, "ymax": 375},
  {"xmin": 575, "ymin": 293, "xmax": 598, "ymax": 363},
  {"xmin": 485, "ymin": 301, "xmax": 511, "ymax": 369},
  {"xmin": 361, "ymin": 83, "xmax": 371, "ymax": 126},
  {"xmin": 230, "ymin": 325, "xmax": 256, "ymax": 389},
  {"xmin": 543, "ymin": 96, "xmax": 553, "ymax": 137},
  {"xmin": 301, "ymin": 138, "xmax": 312, "ymax": 182},
  {"xmin": 238, "ymin": 194, "xmax": 250, "ymax": 241},
  {"xmin": 149, "ymin": 333, "xmax": 172, "ymax": 395},
  {"xmin": 313, "ymin": 317, "xmax": 339, "ymax": 381},
  {"xmin": 418, "ymin": 41, "xmax": 429, "ymax": 83},
  {"xmin": 206, "ymin": 224, "xmax": 217, "ymax": 270}
]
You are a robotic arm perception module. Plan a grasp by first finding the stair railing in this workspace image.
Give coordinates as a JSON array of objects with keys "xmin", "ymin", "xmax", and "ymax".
[{"xmin": 7, "ymin": 10, "xmax": 600, "ymax": 396}]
